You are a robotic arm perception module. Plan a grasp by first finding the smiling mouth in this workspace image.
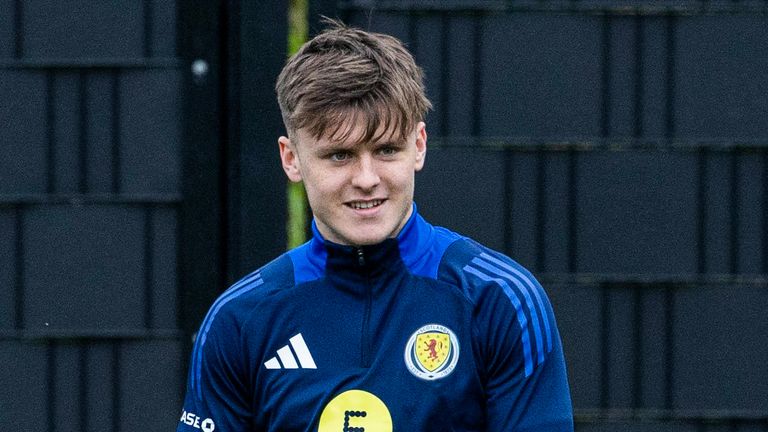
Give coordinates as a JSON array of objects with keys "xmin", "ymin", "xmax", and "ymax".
[{"xmin": 347, "ymin": 199, "xmax": 385, "ymax": 210}]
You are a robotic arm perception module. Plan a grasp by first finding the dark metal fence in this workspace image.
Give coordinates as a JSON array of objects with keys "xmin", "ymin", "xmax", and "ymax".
[
  {"xmin": 316, "ymin": 1, "xmax": 768, "ymax": 430},
  {"xmin": 1, "ymin": 1, "xmax": 184, "ymax": 430},
  {"xmin": 3, "ymin": 0, "xmax": 767, "ymax": 431},
  {"xmin": 1, "ymin": 1, "xmax": 287, "ymax": 430}
]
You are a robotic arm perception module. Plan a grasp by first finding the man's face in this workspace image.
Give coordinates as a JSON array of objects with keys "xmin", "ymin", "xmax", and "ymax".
[{"xmin": 279, "ymin": 118, "xmax": 427, "ymax": 246}]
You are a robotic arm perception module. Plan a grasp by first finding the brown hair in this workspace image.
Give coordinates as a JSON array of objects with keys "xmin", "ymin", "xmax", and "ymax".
[{"xmin": 275, "ymin": 19, "xmax": 432, "ymax": 145}]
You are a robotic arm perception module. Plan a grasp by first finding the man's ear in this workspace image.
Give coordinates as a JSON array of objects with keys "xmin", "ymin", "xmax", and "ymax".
[
  {"xmin": 279, "ymin": 136, "xmax": 303, "ymax": 182},
  {"xmin": 414, "ymin": 122, "xmax": 427, "ymax": 172}
]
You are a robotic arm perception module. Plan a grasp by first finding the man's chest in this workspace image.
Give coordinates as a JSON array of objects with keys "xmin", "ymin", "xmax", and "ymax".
[{"xmin": 248, "ymin": 284, "xmax": 485, "ymax": 431}]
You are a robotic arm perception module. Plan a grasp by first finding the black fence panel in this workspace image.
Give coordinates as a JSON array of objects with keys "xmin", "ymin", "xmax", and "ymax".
[
  {"xmin": 328, "ymin": 1, "xmax": 768, "ymax": 429},
  {"xmin": 1, "ymin": 1, "xmax": 287, "ymax": 430},
  {"xmin": 0, "ymin": 0, "xmax": 186, "ymax": 429},
  {"xmin": 235, "ymin": 0, "xmax": 289, "ymax": 278},
  {"xmin": 4, "ymin": 0, "xmax": 767, "ymax": 430}
]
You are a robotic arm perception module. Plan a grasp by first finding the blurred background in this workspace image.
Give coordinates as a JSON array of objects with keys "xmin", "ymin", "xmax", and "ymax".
[{"xmin": 1, "ymin": 0, "xmax": 767, "ymax": 431}]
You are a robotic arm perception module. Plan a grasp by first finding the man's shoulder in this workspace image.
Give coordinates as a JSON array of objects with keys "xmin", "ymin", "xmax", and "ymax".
[
  {"xmin": 206, "ymin": 252, "xmax": 297, "ymax": 322},
  {"xmin": 441, "ymin": 237, "xmax": 533, "ymax": 275},
  {"xmin": 257, "ymin": 251, "xmax": 300, "ymax": 288},
  {"xmin": 435, "ymin": 234, "xmax": 541, "ymax": 301}
]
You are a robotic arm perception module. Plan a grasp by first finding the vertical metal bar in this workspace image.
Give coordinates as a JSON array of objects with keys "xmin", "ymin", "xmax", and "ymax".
[
  {"xmin": 407, "ymin": 12, "xmax": 418, "ymax": 61},
  {"xmin": 535, "ymin": 150, "xmax": 546, "ymax": 272},
  {"xmin": 79, "ymin": 343, "xmax": 89, "ymax": 431},
  {"xmin": 79, "ymin": 72, "xmax": 89, "ymax": 194},
  {"xmin": 14, "ymin": 206, "xmax": 24, "ymax": 330},
  {"xmin": 632, "ymin": 285, "xmax": 644, "ymax": 408},
  {"xmin": 664, "ymin": 21, "xmax": 679, "ymax": 413},
  {"xmin": 309, "ymin": 0, "xmax": 339, "ymax": 31},
  {"xmin": 111, "ymin": 71, "xmax": 121, "ymax": 194},
  {"xmin": 143, "ymin": 0, "xmax": 154, "ymax": 58},
  {"xmin": 339, "ymin": 1, "xmax": 352, "ymax": 26},
  {"xmin": 729, "ymin": 150, "xmax": 740, "ymax": 274},
  {"xmin": 763, "ymin": 150, "xmax": 768, "ymax": 274},
  {"xmin": 664, "ymin": 283, "xmax": 675, "ymax": 410},
  {"xmin": 697, "ymin": 147, "xmax": 709, "ymax": 274},
  {"xmin": 665, "ymin": 15, "xmax": 676, "ymax": 142},
  {"xmin": 471, "ymin": 13, "xmax": 482, "ymax": 137},
  {"xmin": 600, "ymin": 284, "xmax": 611, "ymax": 409},
  {"xmin": 178, "ymin": 200, "xmax": 190, "ymax": 399},
  {"xmin": 179, "ymin": 0, "xmax": 228, "ymax": 333},
  {"xmin": 13, "ymin": 0, "xmax": 23, "ymax": 59},
  {"xmin": 223, "ymin": 0, "xmax": 240, "ymax": 282},
  {"xmin": 47, "ymin": 341, "xmax": 57, "ymax": 432},
  {"xmin": 46, "ymin": 71, "xmax": 56, "ymax": 194},
  {"xmin": 503, "ymin": 148, "xmax": 514, "ymax": 257},
  {"xmin": 600, "ymin": 15, "xmax": 611, "ymax": 139},
  {"xmin": 144, "ymin": 208, "xmax": 155, "ymax": 329},
  {"xmin": 567, "ymin": 148, "xmax": 578, "ymax": 273},
  {"xmin": 112, "ymin": 341, "xmax": 121, "ymax": 432},
  {"xmin": 439, "ymin": 12, "xmax": 450, "ymax": 138},
  {"xmin": 633, "ymin": 16, "xmax": 644, "ymax": 139}
]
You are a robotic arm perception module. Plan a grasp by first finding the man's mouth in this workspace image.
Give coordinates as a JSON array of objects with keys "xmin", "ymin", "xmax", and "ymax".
[{"xmin": 347, "ymin": 199, "xmax": 385, "ymax": 210}]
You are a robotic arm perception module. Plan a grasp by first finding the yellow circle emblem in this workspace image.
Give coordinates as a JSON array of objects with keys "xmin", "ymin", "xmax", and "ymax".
[{"xmin": 318, "ymin": 389, "xmax": 392, "ymax": 432}]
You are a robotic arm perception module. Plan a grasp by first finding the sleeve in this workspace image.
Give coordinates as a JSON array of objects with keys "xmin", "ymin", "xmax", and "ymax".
[
  {"xmin": 468, "ymin": 257, "xmax": 573, "ymax": 431},
  {"xmin": 177, "ymin": 305, "xmax": 253, "ymax": 432}
]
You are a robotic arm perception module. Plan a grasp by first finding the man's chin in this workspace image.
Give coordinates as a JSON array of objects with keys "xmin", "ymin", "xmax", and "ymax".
[
  {"xmin": 344, "ymin": 229, "xmax": 390, "ymax": 246},
  {"xmin": 349, "ymin": 236, "xmax": 388, "ymax": 247}
]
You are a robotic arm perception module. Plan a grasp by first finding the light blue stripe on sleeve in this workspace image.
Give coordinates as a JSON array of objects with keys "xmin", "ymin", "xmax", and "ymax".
[
  {"xmin": 464, "ymin": 265, "xmax": 534, "ymax": 377},
  {"xmin": 480, "ymin": 252, "xmax": 553, "ymax": 352},
  {"xmin": 192, "ymin": 273, "xmax": 263, "ymax": 397},
  {"xmin": 472, "ymin": 257, "xmax": 545, "ymax": 366}
]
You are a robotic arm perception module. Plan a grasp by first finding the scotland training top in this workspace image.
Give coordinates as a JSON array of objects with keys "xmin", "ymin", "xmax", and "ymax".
[{"xmin": 177, "ymin": 205, "xmax": 573, "ymax": 432}]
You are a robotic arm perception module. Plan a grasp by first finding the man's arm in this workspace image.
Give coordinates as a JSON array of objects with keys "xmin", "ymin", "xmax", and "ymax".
[
  {"xmin": 483, "ymin": 318, "xmax": 573, "ymax": 431},
  {"xmin": 177, "ymin": 301, "xmax": 253, "ymax": 432},
  {"xmin": 465, "ymin": 253, "xmax": 573, "ymax": 431}
]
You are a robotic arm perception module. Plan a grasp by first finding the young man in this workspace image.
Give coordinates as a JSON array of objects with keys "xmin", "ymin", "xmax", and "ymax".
[{"xmin": 177, "ymin": 22, "xmax": 573, "ymax": 432}]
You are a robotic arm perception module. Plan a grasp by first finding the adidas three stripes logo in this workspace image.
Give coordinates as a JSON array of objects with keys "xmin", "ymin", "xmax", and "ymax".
[{"xmin": 264, "ymin": 333, "xmax": 317, "ymax": 369}]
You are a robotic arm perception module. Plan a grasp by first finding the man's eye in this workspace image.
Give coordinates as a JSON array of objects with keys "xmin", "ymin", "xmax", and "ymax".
[
  {"xmin": 379, "ymin": 147, "xmax": 397, "ymax": 156},
  {"xmin": 329, "ymin": 152, "xmax": 349, "ymax": 162}
]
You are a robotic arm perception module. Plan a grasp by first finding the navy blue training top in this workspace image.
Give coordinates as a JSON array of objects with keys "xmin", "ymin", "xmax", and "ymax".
[{"xmin": 177, "ymin": 205, "xmax": 573, "ymax": 432}]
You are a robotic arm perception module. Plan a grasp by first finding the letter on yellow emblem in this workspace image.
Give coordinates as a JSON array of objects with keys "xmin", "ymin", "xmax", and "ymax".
[{"xmin": 318, "ymin": 389, "xmax": 392, "ymax": 432}]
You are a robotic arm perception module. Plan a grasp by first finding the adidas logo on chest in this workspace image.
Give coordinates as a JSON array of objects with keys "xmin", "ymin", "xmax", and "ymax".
[{"xmin": 264, "ymin": 333, "xmax": 317, "ymax": 369}]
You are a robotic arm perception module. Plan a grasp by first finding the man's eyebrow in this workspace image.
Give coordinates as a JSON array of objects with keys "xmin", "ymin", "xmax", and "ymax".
[
  {"xmin": 313, "ymin": 141, "xmax": 355, "ymax": 155},
  {"xmin": 318, "ymin": 130, "xmax": 403, "ymax": 149},
  {"xmin": 377, "ymin": 139, "xmax": 404, "ymax": 146},
  {"xmin": 321, "ymin": 140, "xmax": 357, "ymax": 150}
]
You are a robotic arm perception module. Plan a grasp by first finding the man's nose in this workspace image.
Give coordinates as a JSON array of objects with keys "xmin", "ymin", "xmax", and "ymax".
[{"xmin": 351, "ymin": 155, "xmax": 380, "ymax": 190}]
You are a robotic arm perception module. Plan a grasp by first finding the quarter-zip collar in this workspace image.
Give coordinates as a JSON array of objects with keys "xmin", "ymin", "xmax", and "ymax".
[
  {"xmin": 320, "ymin": 229, "xmax": 407, "ymax": 295},
  {"xmin": 289, "ymin": 203, "xmax": 459, "ymax": 290},
  {"xmin": 314, "ymin": 203, "xmax": 424, "ymax": 294}
]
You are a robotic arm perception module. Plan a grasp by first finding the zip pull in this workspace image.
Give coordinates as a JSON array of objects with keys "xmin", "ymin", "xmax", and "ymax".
[{"xmin": 357, "ymin": 247, "xmax": 365, "ymax": 266}]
